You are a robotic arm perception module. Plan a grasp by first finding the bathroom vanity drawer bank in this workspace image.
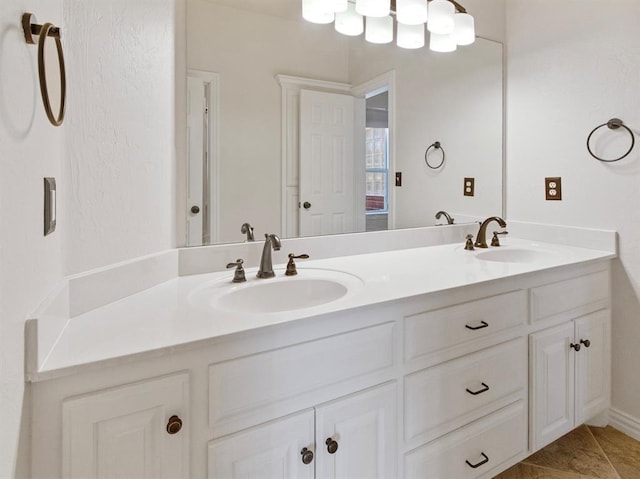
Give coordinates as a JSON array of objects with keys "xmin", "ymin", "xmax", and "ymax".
[{"xmin": 27, "ymin": 238, "xmax": 615, "ymax": 478}]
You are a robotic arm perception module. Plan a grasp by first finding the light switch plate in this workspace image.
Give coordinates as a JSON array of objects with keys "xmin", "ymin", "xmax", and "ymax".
[
  {"xmin": 464, "ymin": 177, "xmax": 475, "ymax": 197},
  {"xmin": 545, "ymin": 177, "xmax": 562, "ymax": 200},
  {"xmin": 44, "ymin": 177, "xmax": 56, "ymax": 236}
]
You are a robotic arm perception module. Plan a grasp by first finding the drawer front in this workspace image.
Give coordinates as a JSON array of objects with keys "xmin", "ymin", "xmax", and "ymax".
[
  {"xmin": 404, "ymin": 338, "xmax": 526, "ymax": 444},
  {"xmin": 531, "ymin": 270, "xmax": 609, "ymax": 323},
  {"xmin": 209, "ymin": 322, "xmax": 395, "ymax": 433},
  {"xmin": 404, "ymin": 400, "xmax": 527, "ymax": 479},
  {"xmin": 404, "ymin": 290, "xmax": 526, "ymax": 365}
]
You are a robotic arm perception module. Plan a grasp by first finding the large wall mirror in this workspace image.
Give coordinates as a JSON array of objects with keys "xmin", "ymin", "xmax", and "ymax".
[{"xmin": 184, "ymin": 0, "xmax": 503, "ymax": 246}]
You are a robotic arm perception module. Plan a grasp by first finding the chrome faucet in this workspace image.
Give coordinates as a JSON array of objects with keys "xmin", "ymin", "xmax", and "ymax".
[
  {"xmin": 475, "ymin": 216, "xmax": 507, "ymax": 248},
  {"xmin": 435, "ymin": 210, "xmax": 455, "ymax": 225},
  {"xmin": 257, "ymin": 233, "xmax": 281, "ymax": 278},
  {"xmin": 241, "ymin": 222, "xmax": 255, "ymax": 241}
]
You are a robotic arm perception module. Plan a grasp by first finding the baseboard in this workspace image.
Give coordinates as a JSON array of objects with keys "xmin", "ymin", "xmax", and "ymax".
[{"xmin": 610, "ymin": 408, "xmax": 640, "ymax": 441}]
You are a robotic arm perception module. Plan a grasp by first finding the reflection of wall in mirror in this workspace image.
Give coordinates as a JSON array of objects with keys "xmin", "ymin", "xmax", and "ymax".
[{"xmin": 187, "ymin": 0, "xmax": 503, "ymax": 244}]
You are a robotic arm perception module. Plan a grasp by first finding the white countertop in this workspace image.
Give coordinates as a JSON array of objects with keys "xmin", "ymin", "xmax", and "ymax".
[{"xmin": 31, "ymin": 238, "xmax": 615, "ymax": 380}]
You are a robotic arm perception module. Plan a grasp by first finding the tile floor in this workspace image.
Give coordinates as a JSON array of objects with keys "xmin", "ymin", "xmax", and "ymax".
[{"xmin": 494, "ymin": 425, "xmax": 640, "ymax": 479}]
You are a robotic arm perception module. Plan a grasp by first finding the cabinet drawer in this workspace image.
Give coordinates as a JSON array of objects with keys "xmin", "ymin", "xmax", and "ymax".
[
  {"xmin": 404, "ymin": 400, "xmax": 527, "ymax": 479},
  {"xmin": 404, "ymin": 290, "xmax": 526, "ymax": 365},
  {"xmin": 531, "ymin": 270, "xmax": 609, "ymax": 323},
  {"xmin": 209, "ymin": 322, "xmax": 395, "ymax": 433},
  {"xmin": 404, "ymin": 338, "xmax": 526, "ymax": 445}
]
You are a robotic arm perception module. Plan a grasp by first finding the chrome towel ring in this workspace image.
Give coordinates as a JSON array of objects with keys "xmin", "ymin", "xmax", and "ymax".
[
  {"xmin": 22, "ymin": 13, "xmax": 66, "ymax": 127},
  {"xmin": 586, "ymin": 118, "xmax": 634, "ymax": 162},
  {"xmin": 425, "ymin": 141, "xmax": 445, "ymax": 169}
]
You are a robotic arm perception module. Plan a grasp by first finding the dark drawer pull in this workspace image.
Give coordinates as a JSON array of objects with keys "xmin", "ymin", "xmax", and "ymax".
[
  {"xmin": 466, "ymin": 452, "xmax": 489, "ymax": 469},
  {"xmin": 466, "ymin": 382, "xmax": 490, "ymax": 396},
  {"xmin": 465, "ymin": 320, "xmax": 489, "ymax": 331}
]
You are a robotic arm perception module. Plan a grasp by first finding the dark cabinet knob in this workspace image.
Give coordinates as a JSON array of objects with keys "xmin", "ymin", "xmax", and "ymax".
[
  {"xmin": 580, "ymin": 339, "xmax": 591, "ymax": 348},
  {"xmin": 301, "ymin": 447, "xmax": 314, "ymax": 465},
  {"xmin": 166, "ymin": 415, "xmax": 183, "ymax": 435},
  {"xmin": 325, "ymin": 438, "xmax": 338, "ymax": 454},
  {"xmin": 303, "ymin": 201, "xmax": 311, "ymax": 209},
  {"xmin": 191, "ymin": 205, "xmax": 200, "ymax": 214},
  {"xmin": 570, "ymin": 342, "xmax": 581, "ymax": 352}
]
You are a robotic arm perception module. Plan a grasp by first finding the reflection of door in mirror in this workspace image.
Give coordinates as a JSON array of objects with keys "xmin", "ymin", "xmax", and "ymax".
[
  {"xmin": 365, "ymin": 90, "xmax": 390, "ymax": 232},
  {"xmin": 186, "ymin": 70, "xmax": 219, "ymax": 246}
]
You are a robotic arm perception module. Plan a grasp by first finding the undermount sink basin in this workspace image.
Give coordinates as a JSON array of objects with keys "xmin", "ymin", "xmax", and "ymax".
[
  {"xmin": 475, "ymin": 247, "xmax": 559, "ymax": 264},
  {"xmin": 190, "ymin": 268, "xmax": 364, "ymax": 314}
]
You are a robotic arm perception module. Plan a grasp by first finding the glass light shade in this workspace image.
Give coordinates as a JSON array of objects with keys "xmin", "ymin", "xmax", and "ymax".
[
  {"xmin": 335, "ymin": 4, "xmax": 364, "ymax": 36},
  {"xmin": 365, "ymin": 15, "xmax": 393, "ymax": 44},
  {"xmin": 356, "ymin": 0, "xmax": 390, "ymax": 18},
  {"xmin": 396, "ymin": 0, "xmax": 428, "ymax": 26},
  {"xmin": 453, "ymin": 13, "xmax": 475, "ymax": 45},
  {"xmin": 429, "ymin": 32, "xmax": 457, "ymax": 52},
  {"xmin": 397, "ymin": 23, "xmax": 424, "ymax": 49},
  {"xmin": 427, "ymin": 0, "xmax": 455, "ymax": 34},
  {"xmin": 330, "ymin": 0, "xmax": 348, "ymax": 13},
  {"xmin": 302, "ymin": 0, "xmax": 334, "ymax": 24}
]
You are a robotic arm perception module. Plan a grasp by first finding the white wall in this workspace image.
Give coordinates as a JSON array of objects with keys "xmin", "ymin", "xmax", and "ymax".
[
  {"xmin": 506, "ymin": 0, "xmax": 640, "ymax": 423},
  {"xmin": 63, "ymin": 0, "xmax": 177, "ymax": 275},
  {"xmin": 0, "ymin": 2, "xmax": 64, "ymax": 477},
  {"xmin": 187, "ymin": 0, "xmax": 349, "ymax": 244}
]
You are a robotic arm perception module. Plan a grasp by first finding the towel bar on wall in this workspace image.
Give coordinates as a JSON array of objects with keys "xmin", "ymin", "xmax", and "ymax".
[
  {"xmin": 22, "ymin": 12, "xmax": 66, "ymax": 127},
  {"xmin": 586, "ymin": 118, "xmax": 635, "ymax": 163}
]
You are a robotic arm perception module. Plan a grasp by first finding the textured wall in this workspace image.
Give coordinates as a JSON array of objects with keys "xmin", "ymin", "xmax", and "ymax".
[
  {"xmin": 63, "ymin": 0, "xmax": 177, "ymax": 275},
  {"xmin": 506, "ymin": 0, "xmax": 640, "ymax": 422},
  {"xmin": 0, "ymin": 1, "xmax": 64, "ymax": 477}
]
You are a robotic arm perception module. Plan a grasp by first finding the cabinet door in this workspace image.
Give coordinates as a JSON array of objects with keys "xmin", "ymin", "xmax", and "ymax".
[
  {"xmin": 575, "ymin": 310, "xmax": 611, "ymax": 424},
  {"xmin": 208, "ymin": 410, "xmax": 315, "ymax": 479},
  {"xmin": 62, "ymin": 372, "xmax": 189, "ymax": 479},
  {"xmin": 315, "ymin": 382, "xmax": 397, "ymax": 479},
  {"xmin": 531, "ymin": 323, "xmax": 575, "ymax": 451}
]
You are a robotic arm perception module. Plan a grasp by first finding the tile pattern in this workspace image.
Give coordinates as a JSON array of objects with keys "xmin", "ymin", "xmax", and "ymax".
[{"xmin": 495, "ymin": 425, "xmax": 640, "ymax": 479}]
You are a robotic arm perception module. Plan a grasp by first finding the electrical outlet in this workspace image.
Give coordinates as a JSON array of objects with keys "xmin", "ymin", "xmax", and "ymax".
[
  {"xmin": 545, "ymin": 177, "xmax": 562, "ymax": 200},
  {"xmin": 44, "ymin": 177, "xmax": 56, "ymax": 235},
  {"xmin": 395, "ymin": 172, "xmax": 402, "ymax": 187},
  {"xmin": 464, "ymin": 177, "xmax": 475, "ymax": 196}
]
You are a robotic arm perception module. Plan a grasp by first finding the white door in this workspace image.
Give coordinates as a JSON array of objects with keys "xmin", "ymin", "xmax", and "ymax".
[
  {"xmin": 315, "ymin": 383, "xmax": 397, "ymax": 479},
  {"xmin": 62, "ymin": 373, "xmax": 189, "ymax": 479},
  {"xmin": 531, "ymin": 322, "xmax": 575, "ymax": 451},
  {"xmin": 575, "ymin": 310, "xmax": 611, "ymax": 424},
  {"xmin": 208, "ymin": 410, "xmax": 315, "ymax": 479},
  {"xmin": 299, "ymin": 90, "xmax": 356, "ymax": 236}
]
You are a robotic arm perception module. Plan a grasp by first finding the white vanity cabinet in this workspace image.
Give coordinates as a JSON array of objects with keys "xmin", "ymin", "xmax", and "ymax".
[
  {"xmin": 61, "ymin": 372, "xmax": 190, "ymax": 479},
  {"xmin": 208, "ymin": 383, "xmax": 397, "ymax": 479},
  {"xmin": 531, "ymin": 309, "xmax": 611, "ymax": 450}
]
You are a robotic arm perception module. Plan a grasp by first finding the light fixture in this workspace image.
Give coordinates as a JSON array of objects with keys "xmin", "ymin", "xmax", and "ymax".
[
  {"xmin": 427, "ymin": 0, "xmax": 455, "ymax": 34},
  {"xmin": 356, "ymin": 0, "xmax": 390, "ymax": 18},
  {"xmin": 336, "ymin": 3, "xmax": 364, "ymax": 36},
  {"xmin": 302, "ymin": 0, "xmax": 334, "ymax": 24},
  {"xmin": 397, "ymin": 23, "xmax": 424, "ymax": 49},
  {"xmin": 396, "ymin": 0, "xmax": 428, "ymax": 26},
  {"xmin": 429, "ymin": 32, "xmax": 456, "ymax": 52},
  {"xmin": 301, "ymin": 0, "xmax": 474, "ymax": 54},
  {"xmin": 365, "ymin": 15, "xmax": 393, "ymax": 44},
  {"xmin": 452, "ymin": 12, "xmax": 475, "ymax": 45}
]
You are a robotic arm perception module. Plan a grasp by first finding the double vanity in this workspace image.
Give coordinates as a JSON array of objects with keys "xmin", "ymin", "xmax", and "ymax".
[{"xmin": 27, "ymin": 223, "xmax": 615, "ymax": 478}]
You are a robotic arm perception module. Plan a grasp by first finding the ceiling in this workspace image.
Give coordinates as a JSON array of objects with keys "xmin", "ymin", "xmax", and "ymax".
[{"xmin": 203, "ymin": 0, "xmax": 302, "ymax": 20}]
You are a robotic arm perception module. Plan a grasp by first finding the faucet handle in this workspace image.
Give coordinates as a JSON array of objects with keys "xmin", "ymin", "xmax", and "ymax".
[
  {"xmin": 491, "ymin": 231, "xmax": 509, "ymax": 247},
  {"xmin": 285, "ymin": 253, "xmax": 310, "ymax": 276},
  {"xmin": 464, "ymin": 234, "xmax": 475, "ymax": 251},
  {"xmin": 226, "ymin": 258, "xmax": 246, "ymax": 283}
]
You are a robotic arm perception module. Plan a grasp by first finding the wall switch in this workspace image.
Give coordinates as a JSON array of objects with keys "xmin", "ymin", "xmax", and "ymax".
[
  {"xmin": 44, "ymin": 177, "xmax": 56, "ymax": 236},
  {"xmin": 395, "ymin": 172, "xmax": 402, "ymax": 187},
  {"xmin": 545, "ymin": 177, "xmax": 562, "ymax": 200},
  {"xmin": 464, "ymin": 177, "xmax": 475, "ymax": 197}
]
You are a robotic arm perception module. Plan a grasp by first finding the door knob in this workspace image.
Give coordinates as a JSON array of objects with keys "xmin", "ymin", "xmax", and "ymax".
[
  {"xmin": 325, "ymin": 438, "xmax": 339, "ymax": 454},
  {"xmin": 166, "ymin": 415, "xmax": 183, "ymax": 434},
  {"xmin": 300, "ymin": 447, "xmax": 314, "ymax": 465},
  {"xmin": 303, "ymin": 201, "xmax": 311, "ymax": 209},
  {"xmin": 580, "ymin": 339, "xmax": 591, "ymax": 348},
  {"xmin": 191, "ymin": 205, "xmax": 200, "ymax": 214},
  {"xmin": 570, "ymin": 342, "xmax": 581, "ymax": 352}
]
